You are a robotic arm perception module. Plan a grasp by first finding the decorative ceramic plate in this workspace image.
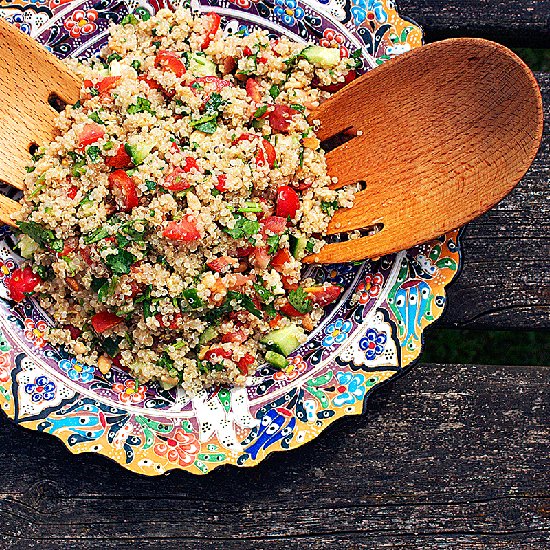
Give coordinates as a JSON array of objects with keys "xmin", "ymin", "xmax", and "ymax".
[{"xmin": 0, "ymin": 0, "xmax": 460, "ymax": 474}]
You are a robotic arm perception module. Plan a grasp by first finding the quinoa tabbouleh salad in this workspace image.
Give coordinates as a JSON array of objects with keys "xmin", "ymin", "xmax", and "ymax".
[{"xmin": 8, "ymin": 8, "xmax": 358, "ymax": 393}]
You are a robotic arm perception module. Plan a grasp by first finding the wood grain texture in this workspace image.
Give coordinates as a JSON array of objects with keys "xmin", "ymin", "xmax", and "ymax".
[
  {"xmin": 305, "ymin": 39, "xmax": 543, "ymax": 263},
  {"xmin": 439, "ymin": 73, "xmax": 549, "ymax": 330},
  {"xmin": 398, "ymin": 0, "xmax": 550, "ymax": 48},
  {"xmin": 0, "ymin": 362, "xmax": 547, "ymax": 548}
]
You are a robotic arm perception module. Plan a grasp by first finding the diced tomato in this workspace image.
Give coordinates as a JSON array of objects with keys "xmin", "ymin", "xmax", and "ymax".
[
  {"xmin": 78, "ymin": 123, "xmax": 105, "ymax": 148},
  {"xmin": 163, "ymin": 167, "xmax": 190, "ymax": 191},
  {"xmin": 251, "ymin": 246, "xmax": 270, "ymax": 270},
  {"xmin": 281, "ymin": 275, "xmax": 299, "ymax": 291},
  {"xmin": 106, "ymin": 144, "xmax": 132, "ymax": 168},
  {"xmin": 236, "ymin": 245, "xmax": 254, "ymax": 257},
  {"xmin": 279, "ymin": 301, "xmax": 305, "ymax": 318},
  {"xmin": 235, "ymin": 134, "xmax": 276, "ymax": 169},
  {"xmin": 83, "ymin": 79, "xmax": 93, "ymax": 89},
  {"xmin": 200, "ymin": 12, "xmax": 221, "ymax": 50},
  {"xmin": 79, "ymin": 246, "xmax": 93, "ymax": 266},
  {"xmin": 108, "ymin": 170, "xmax": 139, "ymax": 212},
  {"xmin": 67, "ymin": 185, "xmax": 78, "ymax": 200},
  {"xmin": 155, "ymin": 50, "xmax": 186, "ymax": 78},
  {"xmin": 243, "ymin": 46, "xmax": 253, "ymax": 57},
  {"xmin": 270, "ymin": 247, "xmax": 292, "ymax": 271},
  {"xmin": 207, "ymin": 256, "xmax": 230, "ymax": 272},
  {"xmin": 222, "ymin": 329, "xmax": 247, "ymax": 344},
  {"xmin": 155, "ymin": 312, "xmax": 183, "ymax": 330},
  {"xmin": 276, "ymin": 185, "xmax": 300, "ymax": 219},
  {"xmin": 96, "ymin": 76, "xmax": 120, "ymax": 95},
  {"xmin": 257, "ymin": 56, "xmax": 267, "ymax": 64},
  {"xmin": 245, "ymin": 78, "xmax": 262, "ymax": 102},
  {"xmin": 305, "ymin": 285, "xmax": 342, "ymax": 307},
  {"xmin": 190, "ymin": 76, "xmax": 231, "ymax": 102},
  {"xmin": 268, "ymin": 104, "xmax": 298, "ymax": 133},
  {"xmin": 228, "ymin": 274, "xmax": 253, "ymax": 290},
  {"xmin": 6, "ymin": 266, "xmax": 41, "ymax": 302},
  {"xmin": 214, "ymin": 174, "xmax": 227, "ymax": 192},
  {"xmin": 268, "ymin": 313, "xmax": 282, "ymax": 329},
  {"xmin": 317, "ymin": 69, "xmax": 357, "ymax": 93},
  {"xmin": 163, "ymin": 216, "xmax": 201, "ymax": 241},
  {"xmin": 64, "ymin": 324, "xmax": 82, "ymax": 340},
  {"xmin": 138, "ymin": 75, "xmax": 161, "ymax": 90},
  {"xmin": 237, "ymin": 352, "xmax": 255, "ymax": 374},
  {"xmin": 261, "ymin": 216, "xmax": 287, "ymax": 236},
  {"xmin": 204, "ymin": 347, "xmax": 232, "ymax": 362},
  {"xmin": 91, "ymin": 311, "xmax": 123, "ymax": 333},
  {"xmin": 182, "ymin": 157, "xmax": 200, "ymax": 173},
  {"xmin": 59, "ymin": 237, "xmax": 79, "ymax": 257}
]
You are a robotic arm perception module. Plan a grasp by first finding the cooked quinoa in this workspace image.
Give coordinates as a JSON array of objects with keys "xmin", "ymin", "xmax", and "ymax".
[{"xmin": 9, "ymin": 8, "xmax": 357, "ymax": 393}]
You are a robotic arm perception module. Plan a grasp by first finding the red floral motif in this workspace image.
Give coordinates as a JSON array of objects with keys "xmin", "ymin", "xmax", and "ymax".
[
  {"xmin": 0, "ymin": 352, "xmax": 10, "ymax": 383},
  {"xmin": 228, "ymin": 0, "xmax": 257, "ymax": 7},
  {"xmin": 64, "ymin": 9, "xmax": 98, "ymax": 38},
  {"xmin": 24, "ymin": 319, "xmax": 47, "ymax": 348},
  {"xmin": 356, "ymin": 273, "xmax": 384, "ymax": 304},
  {"xmin": 273, "ymin": 355, "xmax": 307, "ymax": 381},
  {"xmin": 320, "ymin": 28, "xmax": 348, "ymax": 58},
  {"xmin": 112, "ymin": 379, "xmax": 147, "ymax": 404},
  {"xmin": 0, "ymin": 259, "xmax": 15, "ymax": 279},
  {"xmin": 154, "ymin": 430, "xmax": 200, "ymax": 467}
]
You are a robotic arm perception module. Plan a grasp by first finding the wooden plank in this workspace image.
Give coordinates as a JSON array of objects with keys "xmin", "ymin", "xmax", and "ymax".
[
  {"xmin": 0, "ymin": 363, "xmax": 547, "ymax": 548},
  {"xmin": 399, "ymin": 0, "xmax": 550, "ymax": 48},
  {"xmin": 438, "ymin": 72, "xmax": 549, "ymax": 329}
]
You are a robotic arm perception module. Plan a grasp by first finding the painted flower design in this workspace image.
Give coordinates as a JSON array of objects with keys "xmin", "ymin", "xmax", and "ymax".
[
  {"xmin": 24, "ymin": 319, "xmax": 47, "ymax": 349},
  {"xmin": 6, "ymin": 14, "xmax": 32, "ymax": 35},
  {"xmin": 154, "ymin": 430, "xmax": 200, "ymax": 467},
  {"xmin": 320, "ymin": 28, "xmax": 348, "ymax": 58},
  {"xmin": 229, "ymin": 0, "xmax": 257, "ymax": 9},
  {"xmin": 274, "ymin": 355, "xmax": 307, "ymax": 381},
  {"xmin": 112, "ymin": 379, "xmax": 147, "ymax": 404},
  {"xmin": 356, "ymin": 273, "xmax": 384, "ymax": 304},
  {"xmin": 359, "ymin": 328, "xmax": 387, "ymax": 360},
  {"xmin": 59, "ymin": 357, "xmax": 95, "ymax": 383},
  {"xmin": 63, "ymin": 9, "xmax": 98, "ymax": 38},
  {"xmin": 0, "ymin": 352, "xmax": 11, "ymax": 383},
  {"xmin": 351, "ymin": 0, "xmax": 388, "ymax": 26},
  {"xmin": 274, "ymin": 0, "xmax": 305, "ymax": 26},
  {"xmin": 322, "ymin": 319, "xmax": 352, "ymax": 347},
  {"xmin": 0, "ymin": 259, "xmax": 15, "ymax": 280},
  {"xmin": 332, "ymin": 372, "xmax": 366, "ymax": 406},
  {"xmin": 24, "ymin": 375, "xmax": 56, "ymax": 403}
]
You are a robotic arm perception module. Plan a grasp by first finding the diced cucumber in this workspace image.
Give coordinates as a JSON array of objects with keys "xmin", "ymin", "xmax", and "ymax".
[
  {"xmin": 260, "ymin": 323, "xmax": 305, "ymax": 357},
  {"xmin": 301, "ymin": 46, "xmax": 341, "ymax": 68},
  {"xmin": 18, "ymin": 234, "xmax": 39, "ymax": 259},
  {"xmin": 199, "ymin": 326, "xmax": 218, "ymax": 345},
  {"xmin": 265, "ymin": 351, "xmax": 289, "ymax": 370},
  {"xmin": 289, "ymin": 234, "xmax": 308, "ymax": 260},
  {"xmin": 188, "ymin": 53, "xmax": 217, "ymax": 77},
  {"xmin": 125, "ymin": 142, "xmax": 154, "ymax": 165}
]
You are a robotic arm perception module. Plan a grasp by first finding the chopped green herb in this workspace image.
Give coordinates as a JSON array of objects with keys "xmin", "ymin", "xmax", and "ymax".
[
  {"xmin": 290, "ymin": 103, "xmax": 305, "ymax": 112},
  {"xmin": 88, "ymin": 111, "xmax": 104, "ymax": 124},
  {"xmin": 288, "ymin": 287, "xmax": 313, "ymax": 314},
  {"xmin": 83, "ymin": 227, "xmax": 109, "ymax": 245},
  {"xmin": 73, "ymin": 100, "xmax": 81, "ymax": 109},
  {"xmin": 253, "ymin": 105, "xmax": 268, "ymax": 118},
  {"xmin": 157, "ymin": 351, "xmax": 174, "ymax": 369},
  {"xmin": 181, "ymin": 288, "xmax": 203, "ymax": 309},
  {"xmin": 152, "ymin": 40, "xmax": 161, "ymax": 50},
  {"xmin": 106, "ymin": 53, "xmax": 122, "ymax": 64},
  {"xmin": 253, "ymin": 282, "xmax": 273, "ymax": 303},
  {"xmin": 16, "ymin": 221, "xmax": 63, "ymax": 253},
  {"xmin": 98, "ymin": 276, "xmax": 118, "ymax": 303},
  {"xmin": 145, "ymin": 180, "xmax": 157, "ymax": 191},
  {"xmin": 131, "ymin": 59, "xmax": 141, "ymax": 71},
  {"xmin": 226, "ymin": 290, "xmax": 262, "ymax": 319},
  {"xmin": 211, "ymin": 189, "xmax": 221, "ymax": 197},
  {"xmin": 86, "ymin": 145, "xmax": 102, "ymax": 163},
  {"xmin": 269, "ymin": 84, "xmax": 280, "ymax": 99},
  {"xmin": 222, "ymin": 213, "xmax": 260, "ymax": 239},
  {"xmin": 321, "ymin": 200, "xmax": 338, "ymax": 214},
  {"xmin": 266, "ymin": 234, "xmax": 280, "ymax": 255},
  {"xmin": 31, "ymin": 150, "xmax": 44, "ymax": 163},
  {"xmin": 28, "ymin": 184, "xmax": 45, "ymax": 198},
  {"xmin": 91, "ymin": 277, "xmax": 108, "ymax": 293},
  {"xmin": 305, "ymin": 240, "xmax": 315, "ymax": 253},
  {"xmin": 79, "ymin": 193, "xmax": 93, "ymax": 206},
  {"xmin": 101, "ymin": 335, "xmax": 122, "ymax": 357},
  {"xmin": 127, "ymin": 96, "xmax": 155, "ymax": 116},
  {"xmin": 105, "ymin": 248, "xmax": 136, "ymax": 275},
  {"xmin": 33, "ymin": 264, "xmax": 54, "ymax": 281},
  {"xmin": 351, "ymin": 48, "xmax": 363, "ymax": 69},
  {"xmin": 103, "ymin": 141, "xmax": 114, "ymax": 151},
  {"xmin": 120, "ymin": 13, "xmax": 138, "ymax": 25},
  {"xmin": 238, "ymin": 202, "xmax": 262, "ymax": 213},
  {"xmin": 89, "ymin": 87, "xmax": 99, "ymax": 97}
]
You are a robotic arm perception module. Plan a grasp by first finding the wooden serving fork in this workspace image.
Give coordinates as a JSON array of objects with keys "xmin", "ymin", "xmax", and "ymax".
[{"xmin": 0, "ymin": 18, "xmax": 543, "ymax": 263}]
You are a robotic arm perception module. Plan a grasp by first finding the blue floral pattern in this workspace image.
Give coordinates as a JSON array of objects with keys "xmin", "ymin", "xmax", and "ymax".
[
  {"xmin": 24, "ymin": 375, "xmax": 56, "ymax": 403},
  {"xmin": 322, "ymin": 319, "xmax": 352, "ymax": 347},
  {"xmin": 359, "ymin": 328, "xmax": 387, "ymax": 360},
  {"xmin": 332, "ymin": 372, "xmax": 366, "ymax": 406},
  {"xmin": 59, "ymin": 358, "xmax": 95, "ymax": 383},
  {"xmin": 274, "ymin": 0, "xmax": 305, "ymax": 26}
]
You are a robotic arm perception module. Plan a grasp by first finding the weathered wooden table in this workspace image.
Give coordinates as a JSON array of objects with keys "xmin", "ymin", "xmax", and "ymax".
[{"xmin": 1, "ymin": 2, "xmax": 548, "ymax": 548}]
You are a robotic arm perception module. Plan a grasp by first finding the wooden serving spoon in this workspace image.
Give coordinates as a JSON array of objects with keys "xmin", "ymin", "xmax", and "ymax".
[{"xmin": 0, "ymin": 19, "xmax": 543, "ymax": 264}]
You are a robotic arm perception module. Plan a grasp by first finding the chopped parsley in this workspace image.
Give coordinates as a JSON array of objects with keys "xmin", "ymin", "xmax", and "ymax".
[
  {"xmin": 105, "ymin": 248, "xmax": 136, "ymax": 275},
  {"xmin": 106, "ymin": 53, "xmax": 122, "ymax": 64},
  {"xmin": 189, "ymin": 93, "xmax": 225, "ymax": 134},
  {"xmin": 269, "ymin": 84, "xmax": 280, "ymax": 99},
  {"xmin": 16, "ymin": 221, "xmax": 63, "ymax": 253},
  {"xmin": 222, "ymin": 213, "xmax": 260, "ymax": 240},
  {"xmin": 145, "ymin": 180, "xmax": 157, "ymax": 191},
  {"xmin": 127, "ymin": 97, "xmax": 155, "ymax": 116},
  {"xmin": 288, "ymin": 287, "xmax": 313, "ymax": 314},
  {"xmin": 120, "ymin": 13, "xmax": 138, "ymax": 25},
  {"xmin": 86, "ymin": 145, "xmax": 101, "ymax": 163},
  {"xmin": 253, "ymin": 105, "xmax": 268, "ymax": 118},
  {"xmin": 89, "ymin": 111, "xmax": 105, "ymax": 124},
  {"xmin": 266, "ymin": 234, "xmax": 280, "ymax": 255},
  {"xmin": 321, "ymin": 200, "xmax": 338, "ymax": 214},
  {"xmin": 83, "ymin": 227, "xmax": 109, "ymax": 244},
  {"xmin": 131, "ymin": 59, "xmax": 141, "ymax": 71},
  {"xmin": 181, "ymin": 288, "xmax": 203, "ymax": 309},
  {"xmin": 253, "ymin": 282, "xmax": 273, "ymax": 303}
]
